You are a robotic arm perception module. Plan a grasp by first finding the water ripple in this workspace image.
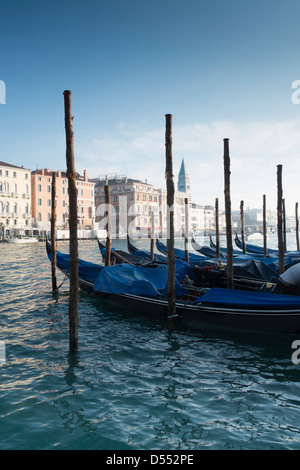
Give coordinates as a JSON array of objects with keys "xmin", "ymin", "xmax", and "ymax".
[{"xmin": 1, "ymin": 240, "xmax": 300, "ymax": 449}]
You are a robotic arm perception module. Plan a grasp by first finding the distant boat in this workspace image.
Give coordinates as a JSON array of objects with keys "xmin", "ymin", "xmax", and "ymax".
[{"xmin": 7, "ymin": 237, "xmax": 38, "ymax": 244}]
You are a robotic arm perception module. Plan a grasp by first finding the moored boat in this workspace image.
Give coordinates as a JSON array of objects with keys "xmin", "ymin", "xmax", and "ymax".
[
  {"xmin": 7, "ymin": 237, "xmax": 38, "ymax": 244},
  {"xmin": 46, "ymin": 240, "xmax": 300, "ymax": 334}
]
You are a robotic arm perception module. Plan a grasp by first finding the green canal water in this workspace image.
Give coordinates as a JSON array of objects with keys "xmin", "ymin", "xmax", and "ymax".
[{"xmin": 1, "ymin": 236, "xmax": 300, "ymax": 450}]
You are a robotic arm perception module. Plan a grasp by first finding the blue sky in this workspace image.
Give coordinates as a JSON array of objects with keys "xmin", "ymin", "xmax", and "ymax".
[{"xmin": 1, "ymin": 0, "xmax": 300, "ymax": 214}]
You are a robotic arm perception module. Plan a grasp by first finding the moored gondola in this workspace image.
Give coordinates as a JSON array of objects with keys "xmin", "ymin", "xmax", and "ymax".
[{"xmin": 46, "ymin": 240, "xmax": 300, "ymax": 334}]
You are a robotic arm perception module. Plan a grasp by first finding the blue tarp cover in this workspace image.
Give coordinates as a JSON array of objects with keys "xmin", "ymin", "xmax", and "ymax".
[
  {"xmin": 197, "ymin": 287, "xmax": 300, "ymax": 309},
  {"xmin": 47, "ymin": 247, "xmax": 103, "ymax": 283},
  {"xmin": 94, "ymin": 263, "xmax": 186, "ymax": 298}
]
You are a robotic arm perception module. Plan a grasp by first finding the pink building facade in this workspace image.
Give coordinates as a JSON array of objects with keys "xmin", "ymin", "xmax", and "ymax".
[{"xmin": 31, "ymin": 169, "xmax": 95, "ymax": 236}]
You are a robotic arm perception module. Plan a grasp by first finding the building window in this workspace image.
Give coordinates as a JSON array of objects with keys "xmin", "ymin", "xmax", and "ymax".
[
  {"xmin": 38, "ymin": 212, "xmax": 42, "ymax": 222},
  {"xmin": 38, "ymin": 184, "xmax": 42, "ymax": 192},
  {"xmin": 38, "ymin": 199, "xmax": 42, "ymax": 206},
  {"xmin": 38, "ymin": 176, "xmax": 41, "ymax": 181},
  {"xmin": 13, "ymin": 171, "xmax": 17, "ymax": 178},
  {"xmin": 25, "ymin": 173, "xmax": 28, "ymax": 179},
  {"xmin": 47, "ymin": 185, "xmax": 51, "ymax": 193}
]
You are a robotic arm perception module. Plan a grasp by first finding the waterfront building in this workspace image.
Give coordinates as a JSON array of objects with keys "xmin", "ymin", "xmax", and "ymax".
[
  {"xmin": 31, "ymin": 169, "xmax": 96, "ymax": 237},
  {"xmin": 93, "ymin": 173, "xmax": 191, "ymax": 238},
  {"xmin": 0, "ymin": 161, "xmax": 33, "ymax": 238}
]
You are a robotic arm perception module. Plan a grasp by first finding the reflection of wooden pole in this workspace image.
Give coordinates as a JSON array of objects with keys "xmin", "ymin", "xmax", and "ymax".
[
  {"xmin": 150, "ymin": 211, "xmax": 155, "ymax": 260},
  {"xmin": 240, "ymin": 200, "xmax": 246, "ymax": 254},
  {"xmin": 104, "ymin": 177, "xmax": 112, "ymax": 266},
  {"xmin": 223, "ymin": 138, "xmax": 233, "ymax": 289},
  {"xmin": 215, "ymin": 198, "xmax": 220, "ymax": 258},
  {"xmin": 63, "ymin": 90, "xmax": 78, "ymax": 352},
  {"xmin": 277, "ymin": 164, "xmax": 284, "ymax": 274},
  {"xmin": 263, "ymin": 194, "xmax": 267, "ymax": 255},
  {"xmin": 296, "ymin": 202, "xmax": 299, "ymax": 251},
  {"xmin": 184, "ymin": 197, "xmax": 189, "ymax": 262},
  {"xmin": 51, "ymin": 171, "xmax": 57, "ymax": 291},
  {"xmin": 165, "ymin": 114, "xmax": 176, "ymax": 320}
]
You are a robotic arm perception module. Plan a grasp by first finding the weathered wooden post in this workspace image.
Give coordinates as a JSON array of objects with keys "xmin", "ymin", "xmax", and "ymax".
[
  {"xmin": 150, "ymin": 211, "xmax": 155, "ymax": 260},
  {"xmin": 104, "ymin": 177, "xmax": 112, "ymax": 266},
  {"xmin": 63, "ymin": 90, "xmax": 78, "ymax": 352},
  {"xmin": 282, "ymin": 198, "xmax": 287, "ymax": 251},
  {"xmin": 223, "ymin": 138, "xmax": 233, "ymax": 289},
  {"xmin": 240, "ymin": 200, "xmax": 246, "ymax": 254},
  {"xmin": 263, "ymin": 194, "xmax": 267, "ymax": 255},
  {"xmin": 184, "ymin": 197, "xmax": 189, "ymax": 262},
  {"xmin": 51, "ymin": 171, "xmax": 57, "ymax": 291},
  {"xmin": 215, "ymin": 198, "xmax": 220, "ymax": 258},
  {"xmin": 165, "ymin": 114, "xmax": 176, "ymax": 321},
  {"xmin": 277, "ymin": 164, "xmax": 284, "ymax": 274},
  {"xmin": 296, "ymin": 202, "xmax": 299, "ymax": 251}
]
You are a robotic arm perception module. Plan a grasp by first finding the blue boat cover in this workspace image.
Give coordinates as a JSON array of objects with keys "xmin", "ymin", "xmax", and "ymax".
[
  {"xmin": 197, "ymin": 287, "xmax": 300, "ymax": 309},
  {"xmin": 47, "ymin": 246, "xmax": 103, "ymax": 283},
  {"xmin": 94, "ymin": 263, "xmax": 186, "ymax": 298}
]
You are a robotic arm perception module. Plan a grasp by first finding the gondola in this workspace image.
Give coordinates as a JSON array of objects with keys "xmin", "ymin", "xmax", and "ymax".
[
  {"xmin": 234, "ymin": 234, "xmax": 300, "ymax": 264},
  {"xmin": 234, "ymin": 234, "xmax": 277, "ymax": 255},
  {"xmin": 155, "ymin": 238, "xmax": 281, "ymax": 280},
  {"xmin": 191, "ymin": 236, "xmax": 242, "ymax": 258},
  {"xmin": 97, "ymin": 238, "xmax": 164, "ymax": 268},
  {"xmin": 46, "ymin": 240, "xmax": 300, "ymax": 334},
  {"xmin": 102, "ymin": 238, "xmax": 277, "ymax": 292}
]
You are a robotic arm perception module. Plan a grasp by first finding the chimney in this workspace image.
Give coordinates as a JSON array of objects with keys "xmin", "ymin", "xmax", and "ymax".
[{"xmin": 84, "ymin": 169, "xmax": 88, "ymax": 182}]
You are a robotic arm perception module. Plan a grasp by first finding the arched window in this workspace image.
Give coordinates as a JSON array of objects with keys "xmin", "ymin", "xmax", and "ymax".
[
  {"xmin": 13, "ymin": 203, "xmax": 17, "ymax": 214},
  {"xmin": 38, "ymin": 212, "xmax": 42, "ymax": 222}
]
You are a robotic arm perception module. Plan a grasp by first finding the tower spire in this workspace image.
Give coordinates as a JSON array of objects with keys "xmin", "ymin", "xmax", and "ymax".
[{"xmin": 177, "ymin": 158, "xmax": 190, "ymax": 193}]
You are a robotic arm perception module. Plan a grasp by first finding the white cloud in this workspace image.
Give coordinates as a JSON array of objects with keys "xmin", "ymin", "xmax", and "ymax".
[{"xmin": 75, "ymin": 118, "xmax": 300, "ymax": 216}]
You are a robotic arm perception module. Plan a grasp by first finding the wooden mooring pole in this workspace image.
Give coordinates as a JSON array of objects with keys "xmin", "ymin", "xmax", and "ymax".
[
  {"xmin": 282, "ymin": 198, "xmax": 287, "ymax": 251},
  {"xmin": 150, "ymin": 211, "xmax": 155, "ymax": 260},
  {"xmin": 223, "ymin": 138, "xmax": 233, "ymax": 289},
  {"xmin": 277, "ymin": 164, "xmax": 284, "ymax": 274},
  {"xmin": 165, "ymin": 114, "xmax": 177, "ymax": 322},
  {"xmin": 63, "ymin": 90, "xmax": 78, "ymax": 352},
  {"xmin": 263, "ymin": 194, "xmax": 267, "ymax": 255},
  {"xmin": 51, "ymin": 171, "xmax": 57, "ymax": 291},
  {"xmin": 240, "ymin": 200, "xmax": 246, "ymax": 254},
  {"xmin": 104, "ymin": 177, "xmax": 112, "ymax": 267},
  {"xmin": 184, "ymin": 197, "xmax": 189, "ymax": 262},
  {"xmin": 215, "ymin": 198, "xmax": 220, "ymax": 258},
  {"xmin": 296, "ymin": 202, "xmax": 299, "ymax": 251}
]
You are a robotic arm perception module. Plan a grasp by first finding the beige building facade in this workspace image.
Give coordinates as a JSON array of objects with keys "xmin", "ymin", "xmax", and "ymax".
[
  {"xmin": 0, "ymin": 161, "xmax": 33, "ymax": 238},
  {"xmin": 31, "ymin": 169, "xmax": 96, "ymax": 237}
]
